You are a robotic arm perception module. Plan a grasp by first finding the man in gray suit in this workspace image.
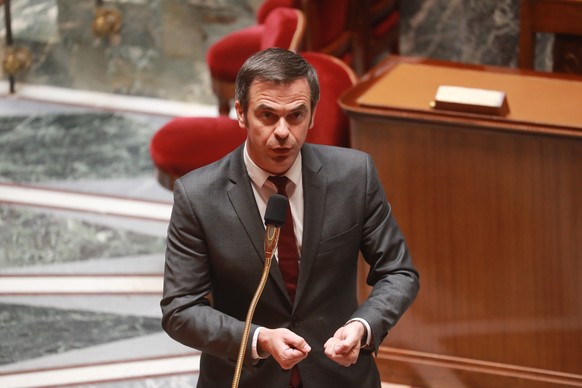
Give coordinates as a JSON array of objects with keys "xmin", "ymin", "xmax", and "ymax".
[{"xmin": 161, "ymin": 48, "xmax": 419, "ymax": 388}]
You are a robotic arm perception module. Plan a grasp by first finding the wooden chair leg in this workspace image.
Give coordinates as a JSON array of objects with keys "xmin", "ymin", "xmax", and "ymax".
[
  {"xmin": 218, "ymin": 97, "xmax": 231, "ymax": 116},
  {"xmin": 154, "ymin": 167, "xmax": 177, "ymax": 191},
  {"xmin": 212, "ymin": 77, "xmax": 236, "ymax": 116}
]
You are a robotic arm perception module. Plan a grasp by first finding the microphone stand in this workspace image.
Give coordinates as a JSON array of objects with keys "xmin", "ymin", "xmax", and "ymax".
[{"xmin": 231, "ymin": 224, "xmax": 281, "ymax": 388}]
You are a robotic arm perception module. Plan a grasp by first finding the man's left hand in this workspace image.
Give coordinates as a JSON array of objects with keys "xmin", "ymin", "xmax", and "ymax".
[{"xmin": 323, "ymin": 321, "xmax": 364, "ymax": 367}]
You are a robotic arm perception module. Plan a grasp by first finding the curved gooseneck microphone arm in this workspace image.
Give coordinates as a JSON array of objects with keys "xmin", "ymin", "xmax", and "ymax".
[{"xmin": 232, "ymin": 194, "xmax": 288, "ymax": 388}]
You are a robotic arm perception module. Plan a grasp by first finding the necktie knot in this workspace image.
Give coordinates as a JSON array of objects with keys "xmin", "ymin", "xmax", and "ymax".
[{"xmin": 268, "ymin": 175, "xmax": 289, "ymax": 196}]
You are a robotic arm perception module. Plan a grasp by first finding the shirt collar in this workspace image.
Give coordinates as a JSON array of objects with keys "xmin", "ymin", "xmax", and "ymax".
[{"xmin": 244, "ymin": 141, "xmax": 302, "ymax": 188}]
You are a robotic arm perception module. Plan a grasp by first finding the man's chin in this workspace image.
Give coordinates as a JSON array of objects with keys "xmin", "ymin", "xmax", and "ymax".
[{"xmin": 265, "ymin": 155, "xmax": 294, "ymax": 174}]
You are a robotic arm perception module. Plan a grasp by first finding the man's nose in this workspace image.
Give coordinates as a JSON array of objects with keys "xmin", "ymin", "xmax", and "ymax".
[{"xmin": 274, "ymin": 118, "xmax": 290, "ymax": 137}]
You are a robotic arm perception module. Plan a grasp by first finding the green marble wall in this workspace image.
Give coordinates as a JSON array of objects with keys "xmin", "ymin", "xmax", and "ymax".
[{"xmin": 1, "ymin": 0, "xmax": 259, "ymax": 103}]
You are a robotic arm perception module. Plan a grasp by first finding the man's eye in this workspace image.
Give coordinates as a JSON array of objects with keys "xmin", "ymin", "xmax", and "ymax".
[
  {"xmin": 287, "ymin": 111, "xmax": 305, "ymax": 123},
  {"xmin": 260, "ymin": 112, "xmax": 276, "ymax": 123}
]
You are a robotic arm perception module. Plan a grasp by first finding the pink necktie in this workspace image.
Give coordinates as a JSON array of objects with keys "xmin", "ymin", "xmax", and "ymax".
[{"xmin": 268, "ymin": 176, "xmax": 299, "ymax": 302}]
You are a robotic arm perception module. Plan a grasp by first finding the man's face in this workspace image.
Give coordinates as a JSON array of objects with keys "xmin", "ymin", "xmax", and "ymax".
[{"xmin": 235, "ymin": 78, "xmax": 315, "ymax": 175}]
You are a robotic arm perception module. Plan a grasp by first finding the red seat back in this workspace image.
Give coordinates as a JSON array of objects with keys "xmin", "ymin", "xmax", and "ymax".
[{"xmin": 303, "ymin": 52, "xmax": 357, "ymax": 148}]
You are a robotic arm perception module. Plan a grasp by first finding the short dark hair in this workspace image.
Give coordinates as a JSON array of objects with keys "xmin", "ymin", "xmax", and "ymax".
[{"xmin": 235, "ymin": 48, "xmax": 320, "ymax": 115}]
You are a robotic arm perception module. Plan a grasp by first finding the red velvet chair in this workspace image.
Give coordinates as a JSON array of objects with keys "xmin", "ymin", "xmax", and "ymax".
[
  {"xmin": 255, "ymin": 0, "xmax": 300, "ymax": 23},
  {"xmin": 207, "ymin": 3, "xmax": 304, "ymax": 116},
  {"xmin": 206, "ymin": 0, "xmax": 361, "ymax": 116},
  {"xmin": 150, "ymin": 52, "xmax": 358, "ymax": 190},
  {"xmin": 351, "ymin": 0, "xmax": 400, "ymax": 75}
]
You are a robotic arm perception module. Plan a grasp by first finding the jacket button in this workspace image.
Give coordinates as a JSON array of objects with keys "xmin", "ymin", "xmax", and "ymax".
[{"xmin": 292, "ymin": 317, "xmax": 298, "ymax": 327}]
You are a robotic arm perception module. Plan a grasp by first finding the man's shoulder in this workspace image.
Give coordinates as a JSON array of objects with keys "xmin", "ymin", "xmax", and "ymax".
[
  {"xmin": 304, "ymin": 143, "xmax": 369, "ymax": 163},
  {"xmin": 177, "ymin": 146, "xmax": 241, "ymax": 190}
]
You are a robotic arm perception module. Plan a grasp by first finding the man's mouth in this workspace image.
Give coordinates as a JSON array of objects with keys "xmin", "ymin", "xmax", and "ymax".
[{"xmin": 272, "ymin": 147, "xmax": 290, "ymax": 154}]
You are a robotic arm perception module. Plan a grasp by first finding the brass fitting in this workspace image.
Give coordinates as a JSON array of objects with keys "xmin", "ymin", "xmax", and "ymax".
[
  {"xmin": 2, "ymin": 46, "xmax": 32, "ymax": 75},
  {"xmin": 93, "ymin": 7, "xmax": 123, "ymax": 37}
]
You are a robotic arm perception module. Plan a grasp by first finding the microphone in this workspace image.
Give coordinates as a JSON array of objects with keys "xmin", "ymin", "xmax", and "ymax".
[
  {"xmin": 265, "ymin": 193, "xmax": 288, "ymax": 226},
  {"xmin": 231, "ymin": 194, "xmax": 288, "ymax": 388},
  {"xmin": 264, "ymin": 194, "xmax": 288, "ymax": 263}
]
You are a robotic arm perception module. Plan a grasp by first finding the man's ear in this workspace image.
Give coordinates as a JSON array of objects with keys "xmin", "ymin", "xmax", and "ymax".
[
  {"xmin": 234, "ymin": 101, "xmax": 246, "ymax": 129},
  {"xmin": 309, "ymin": 107, "xmax": 317, "ymax": 129}
]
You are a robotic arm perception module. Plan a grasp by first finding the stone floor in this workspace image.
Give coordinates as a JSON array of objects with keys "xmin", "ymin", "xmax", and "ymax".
[{"xmin": 0, "ymin": 88, "xmax": 199, "ymax": 387}]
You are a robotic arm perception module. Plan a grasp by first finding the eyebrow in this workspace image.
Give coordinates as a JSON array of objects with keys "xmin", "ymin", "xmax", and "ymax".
[{"xmin": 255, "ymin": 103, "xmax": 308, "ymax": 113}]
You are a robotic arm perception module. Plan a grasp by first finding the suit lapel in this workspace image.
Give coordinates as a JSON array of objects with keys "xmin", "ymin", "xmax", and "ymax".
[
  {"xmin": 226, "ymin": 145, "xmax": 289, "ymax": 300},
  {"xmin": 226, "ymin": 146, "xmax": 265, "ymax": 263},
  {"xmin": 295, "ymin": 144, "xmax": 326, "ymax": 306}
]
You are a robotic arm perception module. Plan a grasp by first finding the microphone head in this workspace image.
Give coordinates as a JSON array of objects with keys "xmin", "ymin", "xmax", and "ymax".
[{"xmin": 264, "ymin": 194, "xmax": 288, "ymax": 227}]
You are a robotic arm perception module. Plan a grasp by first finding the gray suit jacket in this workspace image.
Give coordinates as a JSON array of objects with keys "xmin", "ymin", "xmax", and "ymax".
[{"xmin": 161, "ymin": 143, "xmax": 419, "ymax": 388}]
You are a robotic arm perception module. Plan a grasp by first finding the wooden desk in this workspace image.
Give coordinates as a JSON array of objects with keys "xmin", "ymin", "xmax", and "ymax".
[{"xmin": 340, "ymin": 56, "xmax": 582, "ymax": 387}]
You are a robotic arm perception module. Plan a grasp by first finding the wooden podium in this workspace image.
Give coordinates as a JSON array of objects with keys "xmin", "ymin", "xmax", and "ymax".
[{"xmin": 340, "ymin": 56, "xmax": 582, "ymax": 387}]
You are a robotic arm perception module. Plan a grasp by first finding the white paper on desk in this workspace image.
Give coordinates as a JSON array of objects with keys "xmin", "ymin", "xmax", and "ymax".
[{"xmin": 435, "ymin": 85, "xmax": 506, "ymax": 108}]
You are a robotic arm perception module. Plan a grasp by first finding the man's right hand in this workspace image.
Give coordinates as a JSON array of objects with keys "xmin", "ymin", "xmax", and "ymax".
[{"xmin": 257, "ymin": 327, "xmax": 311, "ymax": 369}]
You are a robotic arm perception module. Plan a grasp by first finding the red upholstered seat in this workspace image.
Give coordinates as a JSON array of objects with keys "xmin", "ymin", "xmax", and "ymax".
[
  {"xmin": 150, "ymin": 52, "xmax": 357, "ymax": 190},
  {"xmin": 256, "ymin": 0, "xmax": 298, "ymax": 23},
  {"xmin": 207, "ymin": 5, "xmax": 305, "ymax": 115},
  {"xmin": 150, "ymin": 116, "xmax": 246, "ymax": 189},
  {"xmin": 303, "ymin": 52, "xmax": 357, "ymax": 147},
  {"xmin": 206, "ymin": 25, "xmax": 263, "ymax": 83}
]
